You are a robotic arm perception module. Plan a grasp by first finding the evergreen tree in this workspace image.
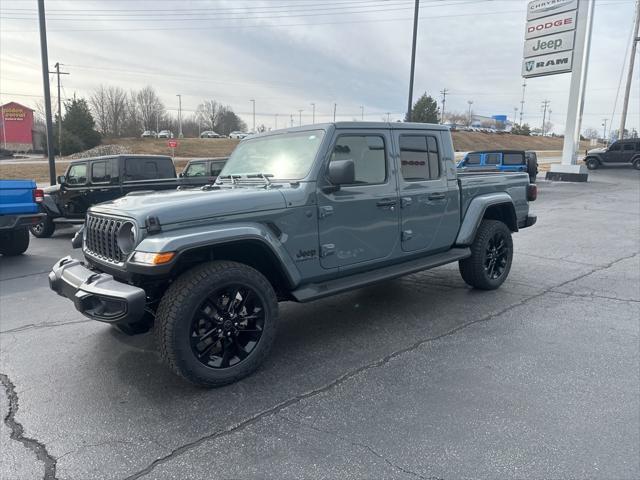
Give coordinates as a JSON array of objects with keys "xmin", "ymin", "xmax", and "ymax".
[
  {"xmin": 405, "ymin": 93, "xmax": 440, "ymax": 123},
  {"xmin": 57, "ymin": 97, "xmax": 101, "ymax": 155}
]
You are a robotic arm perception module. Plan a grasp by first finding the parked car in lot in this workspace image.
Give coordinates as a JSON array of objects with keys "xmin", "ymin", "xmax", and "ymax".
[
  {"xmin": 49, "ymin": 122, "xmax": 537, "ymax": 387},
  {"xmin": 157, "ymin": 130, "xmax": 174, "ymax": 139},
  {"xmin": 229, "ymin": 131, "xmax": 249, "ymax": 139},
  {"xmin": 200, "ymin": 131, "xmax": 221, "ymax": 138},
  {"xmin": 32, "ymin": 155, "xmax": 179, "ymax": 238},
  {"xmin": 0, "ymin": 180, "xmax": 44, "ymax": 255},
  {"xmin": 457, "ymin": 150, "xmax": 538, "ymax": 183},
  {"xmin": 141, "ymin": 130, "xmax": 157, "ymax": 138},
  {"xmin": 179, "ymin": 157, "xmax": 228, "ymax": 187},
  {"xmin": 584, "ymin": 139, "xmax": 640, "ymax": 170}
]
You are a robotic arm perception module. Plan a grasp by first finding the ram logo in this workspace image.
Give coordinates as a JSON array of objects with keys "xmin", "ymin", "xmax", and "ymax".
[{"xmin": 525, "ymin": 61, "xmax": 535, "ymax": 72}]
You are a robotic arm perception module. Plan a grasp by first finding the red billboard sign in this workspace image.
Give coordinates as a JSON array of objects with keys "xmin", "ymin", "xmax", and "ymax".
[{"xmin": 167, "ymin": 140, "xmax": 178, "ymax": 148}]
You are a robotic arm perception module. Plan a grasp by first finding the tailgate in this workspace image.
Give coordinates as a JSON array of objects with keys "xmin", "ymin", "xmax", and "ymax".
[{"xmin": 0, "ymin": 179, "xmax": 38, "ymax": 215}]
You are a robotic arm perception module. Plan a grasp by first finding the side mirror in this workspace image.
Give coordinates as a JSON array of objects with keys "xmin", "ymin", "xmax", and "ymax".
[
  {"xmin": 57, "ymin": 175, "xmax": 66, "ymax": 184},
  {"xmin": 327, "ymin": 159, "xmax": 355, "ymax": 187},
  {"xmin": 178, "ymin": 172, "xmax": 184, "ymax": 177}
]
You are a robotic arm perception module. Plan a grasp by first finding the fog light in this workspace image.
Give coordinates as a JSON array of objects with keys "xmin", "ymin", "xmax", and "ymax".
[{"xmin": 131, "ymin": 251, "xmax": 175, "ymax": 265}]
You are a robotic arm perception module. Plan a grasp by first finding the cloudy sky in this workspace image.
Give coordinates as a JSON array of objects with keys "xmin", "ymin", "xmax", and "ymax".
[{"xmin": 0, "ymin": 0, "xmax": 638, "ymax": 135}]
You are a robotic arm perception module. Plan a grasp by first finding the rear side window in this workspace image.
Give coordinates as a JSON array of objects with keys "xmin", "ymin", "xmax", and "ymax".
[
  {"xmin": 485, "ymin": 153, "xmax": 500, "ymax": 165},
  {"xmin": 503, "ymin": 153, "xmax": 525, "ymax": 165},
  {"xmin": 330, "ymin": 135, "xmax": 386, "ymax": 185},
  {"xmin": 184, "ymin": 162, "xmax": 206, "ymax": 177},
  {"xmin": 399, "ymin": 135, "xmax": 440, "ymax": 181},
  {"xmin": 66, "ymin": 163, "xmax": 87, "ymax": 185},
  {"xmin": 466, "ymin": 153, "xmax": 481, "ymax": 165},
  {"xmin": 91, "ymin": 161, "xmax": 110, "ymax": 183},
  {"xmin": 623, "ymin": 143, "xmax": 635, "ymax": 151},
  {"xmin": 211, "ymin": 161, "xmax": 226, "ymax": 176},
  {"xmin": 124, "ymin": 158, "xmax": 174, "ymax": 181}
]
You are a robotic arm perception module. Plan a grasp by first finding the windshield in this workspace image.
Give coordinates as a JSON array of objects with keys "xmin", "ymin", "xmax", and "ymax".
[{"xmin": 220, "ymin": 130, "xmax": 325, "ymax": 180}]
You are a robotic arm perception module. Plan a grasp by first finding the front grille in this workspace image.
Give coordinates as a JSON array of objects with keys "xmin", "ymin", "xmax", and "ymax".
[{"xmin": 84, "ymin": 213, "xmax": 126, "ymax": 264}]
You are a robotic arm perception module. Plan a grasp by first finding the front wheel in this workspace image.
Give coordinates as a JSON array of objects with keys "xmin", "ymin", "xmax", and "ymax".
[
  {"xmin": 155, "ymin": 261, "xmax": 279, "ymax": 387},
  {"xmin": 459, "ymin": 220, "xmax": 513, "ymax": 290},
  {"xmin": 585, "ymin": 157, "xmax": 599, "ymax": 170},
  {"xmin": 29, "ymin": 215, "xmax": 55, "ymax": 238}
]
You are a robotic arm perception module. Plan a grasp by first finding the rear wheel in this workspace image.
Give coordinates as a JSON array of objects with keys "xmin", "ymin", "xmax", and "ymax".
[
  {"xmin": 526, "ymin": 155, "xmax": 538, "ymax": 183},
  {"xmin": 0, "ymin": 228, "xmax": 30, "ymax": 256},
  {"xmin": 155, "ymin": 261, "xmax": 278, "ymax": 387},
  {"xmin": 459, "ymin": 219, "xmax": 513, "ymax": 290},
  {"xmin": 29, "ymin": 215, "xmax": 55, "ymax": 238},
  {"xmin": 585, "ymin": 157, "xmax": 600, "ymax": 170},
  {"xmin": 633, "ymin": 159, "xmax": 640, "ymax": 171}
]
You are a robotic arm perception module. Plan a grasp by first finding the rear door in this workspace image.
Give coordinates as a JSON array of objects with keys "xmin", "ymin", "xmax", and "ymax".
[
  {"xmin": 181, "ymin": 161, "xmax": 207, "ymax": 186},
  {"xmin": 89, "ymin": 157, "xmax": 121, "ymax": 205},
  {"xmin": 394, "ymin": 131, "xmax": 459, "ymax": 253},
  {"xmin": 317, "ymin": 130, "xmax": 399, "ymax": 269},
  {"xmin": 122, "ymin": 157, "xmax": 177, "ymax": 193},
  {"xmin": 622, "ymin": 142, "xmax": 636, "ymax": 163}
]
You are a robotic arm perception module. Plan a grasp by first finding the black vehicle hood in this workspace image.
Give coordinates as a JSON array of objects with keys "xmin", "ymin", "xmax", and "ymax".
[{"xmin": 89, "ymin": 187, "xmax": 287, "ymax": 226}]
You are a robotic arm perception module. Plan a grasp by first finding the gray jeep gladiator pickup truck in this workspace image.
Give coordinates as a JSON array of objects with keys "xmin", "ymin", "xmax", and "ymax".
[{"xmin": 49, "ymin": 122, "xmax": 537, "ymax": 387}]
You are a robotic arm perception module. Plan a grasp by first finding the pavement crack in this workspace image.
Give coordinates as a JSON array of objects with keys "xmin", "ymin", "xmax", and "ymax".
[
  {"xmin": 0, "ymin": 270, "xmax": 52, "ymax": 282},
  {"xmin": 278, "ymin": 414, "xmax": 437, "ymax": 480},
  {"xmin": 0, "ymin": 319, "xmax": 90, "ymax": 335},
  {"xmin": 550, "ymin": 290, "xmax": 640, "ymax": 304},
  {"xmin": 123, "ymin": 251, "xmax": 639, "ymax": 480},
  {"xmin": 0, "ymin": 373, "xmax": 58, "ymax": 480}
]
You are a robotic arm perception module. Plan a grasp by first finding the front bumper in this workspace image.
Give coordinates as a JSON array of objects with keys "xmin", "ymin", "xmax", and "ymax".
[{"xmin": 48, "ymin": 256, "xmax": 146, "ymax": 324}]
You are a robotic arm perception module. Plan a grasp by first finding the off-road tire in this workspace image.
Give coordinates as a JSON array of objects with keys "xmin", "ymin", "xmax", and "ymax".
[
  {"xmin": 0, "ymin": 228, "xmax": 30, "ymax": 256},
  {"xmin": 585, "ymin": 157, "xmax": 599, "ymax": 170},
  {"xmin": 29, "ymin": 215, "xmax": 55, "ymax": 238},
  {"xmin": 155, "ymin": 261, "xmax": 279, "ymax": 387},
  {"xmin": 633, "ymin": 158, "xmax": 640, "ymax": 171},
  {"xmin": 459, "ymin": 219, "xmax": 513, "ymax": 290},
  {"xmin": 527, "ymin": 156, "xmax": 538, "ymax": 183}
]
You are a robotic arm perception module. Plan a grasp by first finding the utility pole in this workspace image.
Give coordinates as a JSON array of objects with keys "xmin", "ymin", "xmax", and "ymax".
[
  {"xmin": 541, "ymin": 100, "xmax": 550, "ymax": 136},
  {"xmin": 360, "ymin": 105, "xmax": 364, "ymax": 121},
  {"xmin": 519, "ymin": 80, "xmax": 526, "ymax": 126},
  {"xmin": 50, "ymin": 62, "xmax": 69, "ymax": 154},
  {"xmin": 290, "ymin": 114, "xmax": 294, "ymax": 128},
  {"xmin": 602, "ymin": 118, "xmax": 608, "ymax": 144},
  {"xmin": 298, "ymin": 109, "xmax": 303, "ymax": 126},
  {"xmin": 406, "ymin": 0, "xmax": 420, "ymax": 121},
  {"xmin": 386, "ymin": 112, "xmax": 391, "ymax": 122},
  {"xmin": 440, "ymin": 88, "xmax": 448, "ymax": 124},
  {"xmin": 176, "ymin": 94, "xmax": 183, "ymax": 138},
  {"xmin": 275, "ymin": 113, "xmax": 278, "ymax": 130},
  {"xmin": 310, "ymin": 103, "xmax": 315, "ymax": 124},
  {"xmin": 619, "ymin": 0, "xmax": 640, "ymax": 140},
  {"xmin": 250, "ymin": 99, "xmax": 256, "ymax": 132},
  {"xmin": 333, "ymin": 103, "xmax": 337, "ymax": 122},
  {"xmin": 514, "ymin": 107, "xmax": 518, "ymax": 125},
  {"xmin": 38, "ymin": 0, "xmax": 56, "ymax": 185},
  {"xmin": 467, "ymin": 100, "xmax": 473, "ymax": 126}
]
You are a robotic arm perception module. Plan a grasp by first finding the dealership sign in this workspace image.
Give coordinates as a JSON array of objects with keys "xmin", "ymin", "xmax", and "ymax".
[
  {"xmin": 527, "ymin": 0, "xmax": 578, "ymax": 20},
  {"xmin": 524, "ymin": 30, "xmax": 575, "ymax": 57},
  {"xmin": 525, "ymin": 10, "xmax": 577, "ymax": 39},
  {"xmin": 522, "ymin": 51, "xmax": 573, "ymax": 77}
]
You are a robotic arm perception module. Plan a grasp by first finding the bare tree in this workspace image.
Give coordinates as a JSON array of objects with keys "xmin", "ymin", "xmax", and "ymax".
[
  {"xmin": 105, "ymin": 86, "xmax": 128, "ymax": 137},
  {"xmin": 197, "ymin": 100, "xmax": 223, "ymax": 130},
  {"xmin": 583, "ymin": 127, "xmax": 599, "ymax": 139},
  {"xmin": 89, "ymin": 85, "xmax": 109, "ymax": 135},
  {"xmin": 135, "ymin": 86, "xmax": 165, "ymax": 132}
]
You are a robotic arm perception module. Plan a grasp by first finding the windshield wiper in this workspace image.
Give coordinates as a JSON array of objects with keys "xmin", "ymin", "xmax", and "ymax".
[{"xmin": 245, "ymin": 172, "xmax": 274, "ymax": 186}]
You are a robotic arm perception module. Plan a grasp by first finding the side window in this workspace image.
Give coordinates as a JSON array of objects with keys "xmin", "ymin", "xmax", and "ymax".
[
  {"xmin": 623, "ymin": 143, "xmax": 635, "ymax": 151},
  {"xmin": 330, "ymin": 135, "xmax": 386, "ymax": 185},
  {"xmin": 211, "ymin": 161, "xmax": 226, "ymax": 176},
  {"xmin": 485, "ymin": 153, "xmax": 500, "ymax": 165},
  {"xmin": 503, "ymin": 153, "xmax": 525, "ymax": 165},
  {"xmin": 466, "ymin": 153, "xmax": 481, "ymax": 165},
  {"xmin": 184, "ymin": 162, "xmax": 206, "ymax": 177},
  {"xmin": 124, "ymin": 158, "xmax": 174, "ymax": 181},
  {"xmin": 66, "ymin": 163, "xmax": 87, "ymax": 185},
  {"xmin": 399, "ymin": 135, "xmax": 440, "ymax": 181},
  {"xmin": 91, "ymin": 161, "xmax": 110, "ymax": 183},
  {"xmin": 609, "ymin": 143, "xmax": 621, "ymax": 151}
]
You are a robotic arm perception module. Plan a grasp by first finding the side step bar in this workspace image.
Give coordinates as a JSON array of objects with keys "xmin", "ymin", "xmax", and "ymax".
[{"xmin": 291, "ymin": 248, "xmax": 471, "ymax": 303}]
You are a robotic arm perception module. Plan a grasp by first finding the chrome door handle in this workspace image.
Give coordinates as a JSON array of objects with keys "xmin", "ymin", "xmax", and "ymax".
[{"xmin": 428, "ymin": 192, "xmax": 446, "ymax": 200}]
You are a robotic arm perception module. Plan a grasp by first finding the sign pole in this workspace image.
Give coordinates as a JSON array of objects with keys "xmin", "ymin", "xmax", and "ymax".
[
  {"xmin": 37, "ymin": 0, "xmax": 56, "ymax": 185},
  {"xmin": 558, "ymin": 0, "xmax": 595, "ymax": 170}
]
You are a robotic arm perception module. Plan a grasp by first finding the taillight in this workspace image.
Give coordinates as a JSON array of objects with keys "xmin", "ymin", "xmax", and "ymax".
[
  {"xmin": 34, "ymin": 188, "xmax": 44, "ymax": 203},
  {"xmin": 527, "ymin": 184, "xmax": 537, "ymax": 202}
]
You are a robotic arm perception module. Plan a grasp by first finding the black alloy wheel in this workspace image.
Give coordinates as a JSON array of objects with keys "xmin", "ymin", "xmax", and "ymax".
[{"xmin": 484, "ymin": 231, "xmax": 509, "ymax": 280}]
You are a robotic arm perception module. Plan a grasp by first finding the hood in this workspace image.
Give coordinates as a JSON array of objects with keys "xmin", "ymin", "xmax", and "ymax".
[
  {"xmin": 90, "ymin": 186, "xmax": 287, "ymax": 226},
  {"xmin": 587, "ymin": 147, "xmax": 606, "ymax": 154},
  {"xmin": 44, "ymin": 184, "xmax": 61, "ymax": 194}
]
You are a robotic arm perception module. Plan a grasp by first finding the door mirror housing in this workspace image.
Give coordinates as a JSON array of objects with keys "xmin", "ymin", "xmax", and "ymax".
[
  {"xmin": 178, "ymin": 172, "xmax": 184, "ymax": 177},
  {"xmin": 57, "ymin": 175, "xmax": 66, "ymax": 184},
  {"xmin": 327, "ymin": 159, "xmax": 355, "ymax": 187}
]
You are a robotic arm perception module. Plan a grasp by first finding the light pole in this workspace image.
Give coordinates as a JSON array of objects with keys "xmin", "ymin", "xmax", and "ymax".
[
  {"xmin": 602, "ymin": 118, "xmax": 608, "ymax": 145},
  {"xmin": 37, "ymin": 0, "xmax": 56, "ymax": 185},
  {"xmin": 406, "ymin": 0, "xmax": 420, "ymax": 121},
  {"xmin": 176, "ymin": 94, "xmax": 183, "ymax": 138},
  {"xmin": 275, "ymin": 113, "xmax": 278, "ymax": 130},
  {"xmin": 250, "ymin": 99, "xmax": 255, "ymax": 132},
  {"xmin": 519, "ymin": 80, "xmax": 526, "ymax": 126},
  {"xmin": 333, "ymin": 103, "xmax": 337, "ymax": 122},
  {"xmin": 290, "ymin": 114, "xmax": 294, "ymax": 128},
  {"xmin": 298, "ymin": 109, "xmax": 303, "ymax": 126},
  {"xmin": 360, "ymin": 105, "xmax": 364, "ymax": 121},
  {"xmin": 467, "ymin": 100, "xmax": 473, "ymax": 126},
  {"xmin": 310, "ymin": 103, "xmax": 315, "ymax": 124},
  {"xmin": 514, "ymin": 107, "xmax": 518, "ymax": 126}
]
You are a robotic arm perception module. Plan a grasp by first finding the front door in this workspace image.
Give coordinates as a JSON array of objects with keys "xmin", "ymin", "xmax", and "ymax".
[
  {"xmin": 395, "ymin": 131, "xmax": 459, "ymax": 253},
  {"xmin": 604, "ymin": 142, "xmax": 622, "ymax": 163},
  {"xmin": 181, "ymin": 161, "xmax": 207, "ymax": 186},
  {"xmin": 317, "ymin": 131, "xmax": 399, "ymax": 269},
  {"xmin": 60, "ymin": 162, "xmax": 91, "ymax": 218}
]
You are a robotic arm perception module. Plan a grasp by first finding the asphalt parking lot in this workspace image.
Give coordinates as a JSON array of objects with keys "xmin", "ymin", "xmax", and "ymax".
[{"xmin": 1, "ymin": 167, "xmax": 639, "ymax": 480}]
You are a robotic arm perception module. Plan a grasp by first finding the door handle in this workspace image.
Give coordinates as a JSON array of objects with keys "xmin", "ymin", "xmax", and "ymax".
[
  {"xmin": 376, "ymin": 199, "xmax": 397, "ymax": 207},
  {"xmin": 428, "ymin": 192, "xmax": 446, "ymax": 200}
]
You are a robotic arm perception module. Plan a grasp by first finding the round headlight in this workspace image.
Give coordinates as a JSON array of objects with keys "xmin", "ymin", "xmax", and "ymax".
[{"xmin": 116, "ymin": 221, "xmax": 137, "ymax": 255}]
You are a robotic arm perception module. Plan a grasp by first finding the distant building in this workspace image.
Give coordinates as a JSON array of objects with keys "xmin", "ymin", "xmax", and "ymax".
[{"xmin": 0, "ymin": 101, "xmax": 35, "ymax": 152}]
